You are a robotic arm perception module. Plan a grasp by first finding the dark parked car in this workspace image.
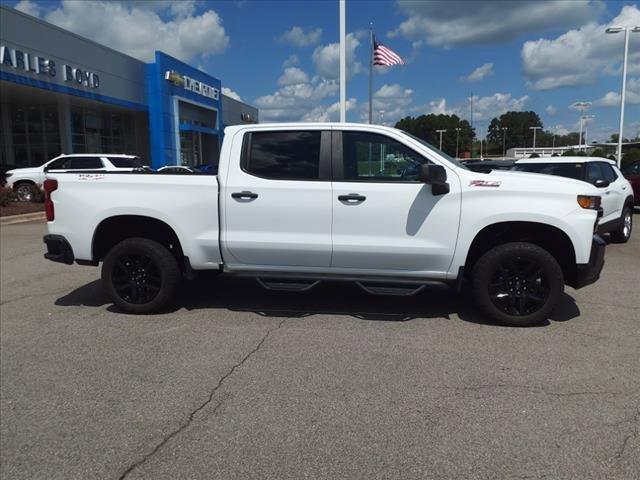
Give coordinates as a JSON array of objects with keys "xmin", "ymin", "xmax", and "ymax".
[{"xmin": 621, "ymin": 161, "xmax": 640, "ymax": 205}]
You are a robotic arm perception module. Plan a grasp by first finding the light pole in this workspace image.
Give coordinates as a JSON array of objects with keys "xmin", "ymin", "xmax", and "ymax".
[
  {"xmin": 573, "ymin": 101, "xmax": 592, "ymax": 150},
  {"xmin": 606, "ymin": 26, "xmax": 640, "ymax": 167},
  {"xmin": 436, "ymin": 129, "xmax": 447, "ymax": 151},
  {"xmin": 529, "ymin": 126, "xmax": 541, "ymax": 153},
  {"xmin": 580, "ymin": 115, "xmax": 595, "ymax": 151},
  {"xmin": 455, "ymin": 127, "xmax": 461, "ymax": 159},
  {"xmin": 502, "ymin": 127, "xmax": 508, "ymax": 158}
]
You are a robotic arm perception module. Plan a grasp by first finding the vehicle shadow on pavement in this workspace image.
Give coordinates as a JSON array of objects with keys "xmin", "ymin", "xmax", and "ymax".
[{"xmin": 55, "ymin": 275, "xmax": 581, "ymax": 327}]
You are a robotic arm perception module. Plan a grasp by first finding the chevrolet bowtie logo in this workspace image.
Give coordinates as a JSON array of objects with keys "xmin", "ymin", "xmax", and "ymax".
[{"xmin": 164, "ymin": 70, "xmax": 184, "ymax": 86}]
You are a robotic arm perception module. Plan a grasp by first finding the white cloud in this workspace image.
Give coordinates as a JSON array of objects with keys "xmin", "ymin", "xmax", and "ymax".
[
  {"xmin": 43, "ymin": 0, "xmax": 229, "ymax": 62},
  {"xmin": 361, "ymin": 83, "xmax": 416, "ymax": 125},
  {"xmin": 279, "ymin": 26, "xmax": 322, "ymax": 47},
  {"xmin": 449, "ymin": 93, "xmax": 529, "ymax": 121},
  {"xmin": 301, "ymin": 98, "xmax": 358, "ymax": 122},
  {"xmin": 221, "ymin": 87, "xmax": 242, "ymax": 102},
  {"xmin": 254, "ymin": 65, "xmax": 340, "ymax": 122},
  {"xmin": 546, "ymin": 105, "xmax": 557, "ymax": 116},
  {"xmin": 278, "ymin": 67, "xmax": 309, "ymax": 86},
  {"xmin": 282, "ymin": 54, "xmax": 300, "ymax": 68},
  {"xmin": 594, "ymin": 78, "xmax": 640, "ymax": 106},
  {"xmin": 14, "ymin": 0, "xmax": 41, "ymax": 17},
  {"xmin": 312, "ymin": 33, "xmax": 362, "ymax": 79},
  {"xmin": 389, "ymin": 0, "xmax": 602, "ymax": 47},
  {"xmin": 522, "ymin": 5, "xmax": 640, "ymax": 90},
  {"xmin": 461, "ymin": 63, "xmax": 494, "ymax": 82}
]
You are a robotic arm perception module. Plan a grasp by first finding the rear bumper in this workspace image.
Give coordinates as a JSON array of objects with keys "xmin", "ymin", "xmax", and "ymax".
[
  {"xmin": 571, "ymin": 234, "xmax": 605, "ymax": 289},
  {"xmin": 43, "ymin": 234, "xmax": 74, "ymax": 265}
]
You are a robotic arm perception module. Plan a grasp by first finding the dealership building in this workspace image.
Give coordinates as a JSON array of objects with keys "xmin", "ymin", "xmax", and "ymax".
[{"xmin": 0, "ymin": 6, "xmax": 258, "ymax": 171}]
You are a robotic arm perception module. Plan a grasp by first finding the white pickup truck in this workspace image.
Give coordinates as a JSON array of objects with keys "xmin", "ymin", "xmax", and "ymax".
[{"xmin": 42, "ymin": 123, "xmax": 606, "ymax": 326}]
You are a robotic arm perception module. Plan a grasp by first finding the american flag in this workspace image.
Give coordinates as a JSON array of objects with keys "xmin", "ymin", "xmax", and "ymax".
[{"xmin": 373, "ymin": 37, "xmax": 405, "ymax": 66}]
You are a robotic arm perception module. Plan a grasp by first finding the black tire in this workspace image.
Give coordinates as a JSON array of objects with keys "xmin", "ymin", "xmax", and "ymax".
[
  {"xmin": 102, "ymin": 237, "xmax": 180, "ymax": 314},
  {"xmin": 610, "ymin": 205, "xmax": 632, "ymax": 243},
  {"xmin": 472, "ymin": 242, "xmax": 564, "ymax": 327},
  {"xmin": 14, "ymin": 182, "xmax": 35, "ymax": 202}
]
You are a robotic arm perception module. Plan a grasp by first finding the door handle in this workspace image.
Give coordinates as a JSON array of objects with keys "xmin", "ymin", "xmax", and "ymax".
[
  {"xmin": 231, "ymin": 191, "xmax": 258, "ymax": 199},
  {"xmin": 338, "ymin": 193, "xmax": 366, "ymax": 202}
]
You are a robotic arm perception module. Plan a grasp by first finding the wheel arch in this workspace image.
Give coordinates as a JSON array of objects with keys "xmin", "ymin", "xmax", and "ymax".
[
  {"xmin": 92, "ymin": 215, "xmax": 185, "ymax": 268},
  {"xmin": 464, "ymin": 221, "xmax": 578, "ymax": 287}
]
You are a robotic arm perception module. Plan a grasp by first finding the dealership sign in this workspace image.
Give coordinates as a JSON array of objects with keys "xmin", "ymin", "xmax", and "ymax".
[
  {"xmin": 164, "ymin": 70, "xmax": 219, "ymax": 100},
  {"xmin": 1, "ymin": 45, "xmax": 100, "ymax": 88}
]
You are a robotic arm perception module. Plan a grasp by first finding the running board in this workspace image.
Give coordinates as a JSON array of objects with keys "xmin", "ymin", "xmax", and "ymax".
[
  {"xmin": 357, "ymin": 281, "xmax": 447, "ymax": 297},
  {"xmin": 256, "ymin": 278, "xmax": 320, "ymax": 292}
]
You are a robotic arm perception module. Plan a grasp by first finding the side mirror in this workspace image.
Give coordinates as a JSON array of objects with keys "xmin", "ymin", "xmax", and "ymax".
[
  {"xmin": 418, "ymin": 164, "xmax": 450, "ymax": 195},
  {"xmin": 594, "ymin": 179, "xmax": 610, "ymax": 188}
]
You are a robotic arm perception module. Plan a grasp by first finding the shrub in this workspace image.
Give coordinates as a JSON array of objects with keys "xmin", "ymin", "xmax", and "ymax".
[
  {"xmin": 622, "ymin": 148, "xmax": 640, "ymax": 169},
  {"xmin": 529, "ymin": 153, "xmax": 540, "ymax": 158},
  {"xmin": 0, "ymin": 186, "xmax": 16, "ymax": 206}
]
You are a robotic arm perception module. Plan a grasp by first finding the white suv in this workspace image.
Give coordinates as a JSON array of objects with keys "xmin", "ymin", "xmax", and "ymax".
[
  {"xmin": 513, "ymin": 157, "xmax": 634, "ymax": 242},
  {"xmin": 4, "ymin": 154, "xmax": 143, "ymax": 201}
]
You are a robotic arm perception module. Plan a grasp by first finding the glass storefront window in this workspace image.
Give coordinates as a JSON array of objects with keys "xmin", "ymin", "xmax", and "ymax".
[{"xmin": 9, "ymin": 105, "xmax": 60, "ymax": 167}]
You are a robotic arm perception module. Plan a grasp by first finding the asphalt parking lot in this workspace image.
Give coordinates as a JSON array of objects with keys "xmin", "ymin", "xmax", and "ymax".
[{"xmin": 1, "ymin": 219, "xmax": 638, "ymax": 480}]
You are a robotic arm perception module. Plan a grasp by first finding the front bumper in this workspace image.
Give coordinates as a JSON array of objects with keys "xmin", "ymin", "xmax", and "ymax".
[
  {"xmin": 43, "ymin": 234, "xmax": 74, "ymax": 265},
  {"xmin": 571, "ymin": 234, "xmax": 605, "ymax": 289}
]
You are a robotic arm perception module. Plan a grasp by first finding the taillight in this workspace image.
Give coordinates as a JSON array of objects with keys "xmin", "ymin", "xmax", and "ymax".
[{"xmin": 43, "ymin": 179, "xmax": 58, "ymax": 221}]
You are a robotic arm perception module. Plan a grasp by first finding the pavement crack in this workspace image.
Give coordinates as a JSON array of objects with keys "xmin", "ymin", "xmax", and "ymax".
[
  {"xmin": 611, "ymin": 406, "xmax": 640, "ymax": 462},
  {"xmin": 117, "ymin": 318, "xmax": 286, "ymax": 480}
]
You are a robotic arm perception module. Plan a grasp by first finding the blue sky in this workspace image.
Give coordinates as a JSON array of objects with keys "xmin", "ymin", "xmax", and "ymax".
[{"xmin": 8, "ymin": 0, "xmax": 640, "ymax": 141}]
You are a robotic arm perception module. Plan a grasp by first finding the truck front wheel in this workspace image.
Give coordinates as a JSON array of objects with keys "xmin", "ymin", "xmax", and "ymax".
[
  {"xmin": 102, "ymin": 237, "xmax": 180, "ymax": 314},
  {"xmin": 472, "ymin": 242, "xmax": 564, "ymax": 326}
]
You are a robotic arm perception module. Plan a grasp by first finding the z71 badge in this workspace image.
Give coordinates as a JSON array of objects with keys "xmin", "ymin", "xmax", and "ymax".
[{"xmin": 469, "ymin": 180, "xmax": 501, "ymax": 187}]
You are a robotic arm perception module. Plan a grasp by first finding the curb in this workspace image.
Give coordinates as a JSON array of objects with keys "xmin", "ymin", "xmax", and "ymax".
[{"xmin": 0, "ymin": 212, "xmax": 46, "ymax": 225}]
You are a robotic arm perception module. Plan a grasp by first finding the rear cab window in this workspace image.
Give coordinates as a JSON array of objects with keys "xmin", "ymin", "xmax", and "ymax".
[{"xmin": 242, "ymin": 130, "xmax": 327, "ymax": 180}]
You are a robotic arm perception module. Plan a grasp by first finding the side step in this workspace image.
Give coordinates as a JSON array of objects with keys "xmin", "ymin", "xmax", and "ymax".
[
  {"xmin": 256, "ymin": 278, "xmax": 320, "ymax": 292},
  {"xmin": 357, "ymin": 281, "xmax": 447, "ymax": 297}
]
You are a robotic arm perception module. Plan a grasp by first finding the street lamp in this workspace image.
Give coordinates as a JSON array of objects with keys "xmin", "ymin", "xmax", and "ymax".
[
  {"xmin": 551, "ymin": 125, "xmax": 560, "ymax": 155},
  {"xmin": 529, "ymin": 126, "xmax": 541, "ymax": 152},
  {"xmin": 580, "ymin": 115, "xmax": 595, "ymax": 151},
  {"xmin": 501, "ymin": 127, "xmax": 508, "ymax": 158},
  {"xmin": 606, "ymin": 25, "xmax": 640, "ymax": 167},
  {"xmin": 455, "ymin": 127, "xmax": 461, "ymax": 159},
  {"xmin": 436, "ymin": 129, "xmax": 447, "ymax": 151}
]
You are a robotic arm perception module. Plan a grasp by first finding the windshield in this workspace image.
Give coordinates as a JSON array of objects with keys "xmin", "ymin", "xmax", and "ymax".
[{"xmin": 403, "ymin": 132, "xmax": 470, "ymax": 170}]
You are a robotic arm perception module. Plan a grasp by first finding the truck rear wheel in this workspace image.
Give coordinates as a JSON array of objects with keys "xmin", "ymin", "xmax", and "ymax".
[
  {"xmin": 472, "ymin": 242, "xmax": 564, "ymax": 326},
  {"xmin": 102, "ymin": 237, "xmax": 180, "ymax": 314}
]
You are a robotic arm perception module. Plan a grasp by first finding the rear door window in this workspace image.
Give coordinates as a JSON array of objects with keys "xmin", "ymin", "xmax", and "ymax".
[
  {"xmin": 586, "ymin": 163, "xmax": 605, "ymax": 184},
  {"xmin": 243, "ymin": 131, "xmax": 323, "ymax": 180},
  {"xmin": 599, "ymin": 163, "xmax": 617, "ymax": 183},
  {"xmin": 68, "ymin": 157, "xmax": 104, "ymax": 169}
]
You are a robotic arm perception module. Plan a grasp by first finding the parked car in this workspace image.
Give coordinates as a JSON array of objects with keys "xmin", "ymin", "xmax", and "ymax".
[
  {"xmin": 158, "ymin": 166, "xmax": 196, "ymax": 174},
  {"xmin": 621, "ymin": 161, "xmax": 639, "ymax": 205},
  {"xmin": 4, "ymin": 154, "xmax": 143, "ymax": 201},
  {"xmin": 42, "ymin": 123, "xmax": 605, "ymax": 326},
  {"xmin": 513, "ymin": 157, "xmax": 634, "ymax": 243},
  {"xmin": 461, "ymin": 159, "xmax": 516, "ymax": 172}
]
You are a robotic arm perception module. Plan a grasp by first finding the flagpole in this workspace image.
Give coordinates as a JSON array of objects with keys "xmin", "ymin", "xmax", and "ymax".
[
  {"xmin": 368, "ymin": 22, "xmax": 373, "ymax": 124},
  {"xmin": 339, "ymin": 0, "xmax": 346, "ymax": 122}
]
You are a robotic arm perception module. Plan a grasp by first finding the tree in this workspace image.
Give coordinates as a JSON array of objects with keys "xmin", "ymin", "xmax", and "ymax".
[
  {"xmin": 486, "ymin": 111, "xmax": 543, "ymax": 151},
  {"xmin": 562, "ymin": 149, "xmax": 577, "ymax": 157},
  {"xmin": 622, "ymin": 148, "xmax": 640, "ymax": 168},
  {"xmin": 590, "ymin": 148, "xmax": 608, "ymax": 158},
  {"xmin": 395, "ymin": 114, "xmax": 475, "ymax": 157}
]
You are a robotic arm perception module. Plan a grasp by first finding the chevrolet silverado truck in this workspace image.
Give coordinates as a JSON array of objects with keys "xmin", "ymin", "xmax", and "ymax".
[{"xmin": 42, "ymin": 123, "xmax": 606, "ymax": 326}]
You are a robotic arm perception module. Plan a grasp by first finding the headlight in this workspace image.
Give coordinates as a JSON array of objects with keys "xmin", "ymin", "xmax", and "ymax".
[{"xmin": 577, "ymin": 195, "xmax": 601, "ymax": 210}]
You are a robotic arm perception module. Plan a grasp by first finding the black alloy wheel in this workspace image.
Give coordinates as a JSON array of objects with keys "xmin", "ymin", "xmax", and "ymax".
[
  {"xmin": 102, "ymin": 237, "xmax": 180, "ymax": 314},
  {"xmin": 111, "ymin": 254, "xmax": 162, "ymax": 304},
  {"xmin": 472, "ymin": 242, "xmax": 564, "ymax": 326},
  {"xmin": 488, "ymin": 256, "xmax": 550, "ymax": 317}
]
